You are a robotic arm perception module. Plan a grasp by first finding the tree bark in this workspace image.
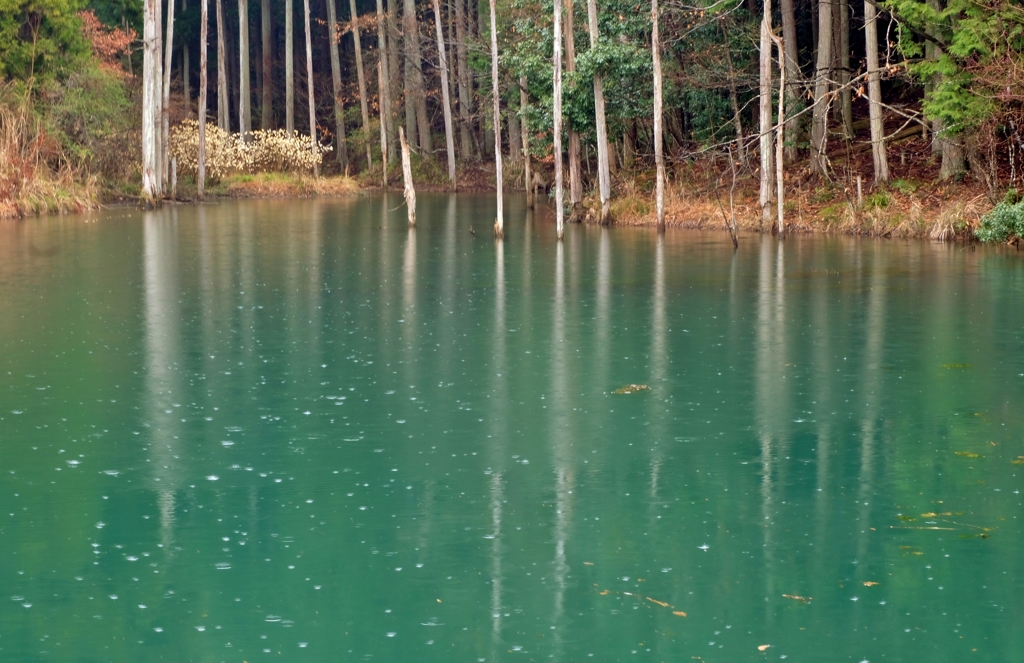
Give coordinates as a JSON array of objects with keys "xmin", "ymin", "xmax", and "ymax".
[
  {"xmin": 163, "ymin": 0, "xmax": 176, "ymax": 187},
  {"xmin": 326, "ymin": 0, "xmax": 349, "ymax": 169},
  {"xmin": 351, "ymin": 0, "xmax": 373, "ymax": 169},
  {"xmin": 810, "ymin": 0, "xmax": 832, "ymax": 175},
  {"xmin": 403, "ymin": 0, "xmax": 432, "ymax": 154},
  {"xmin": 303, "ymin": 0, "xmax": 318, "ymax": 176},
  {"xmin": 261, "ymin": 0, "xmax": 272, "ymax": 129},
  {"xmin": 432, "ymin": 0, "xmax": 456, "ymax": 186},
  {"xmin": 780, "ymin": 0, "xmax": 798, "ymax": 162},
  {"xmin": 652, "ymin": 0, "xmax": 664, "ymax": 231},
  {"xmin": 773, "ymin": 31, "xmax": 785, "ymax": 235},
  {"xmin": 863, "ymin": 0, "xmax": 889, "ymax": 183},
  {"xmin": 376, "ymin": 0, "xmax": 394, "ymax": 163},
  {"xmin": 586, "ymin": 0, "xmax": 611, "ymax": 224},
  {"xmin": 238, "ymin": 0, "xmax": 252, "ymax": 137},
  {"xmin": 217, "ymin": 0, "xmax": 229, "ymax": 131},
  {"xmin": 839, "ymin": 0, "xmax": 853, "ymax": 139},
  {"xmin": 183, "ymin": 0, "xmax": 190, "ymax": 106},
  {"xmin": 554, "ymin": 0, "xmax": 565, "ymax": 240},
  {"xmin": 759, "ymin": 0, "xmax": 774, "ymax": 226},
  {"xmin": 489, "ymin": 0, "xmax": 503, "ymax": 237},
  {"xmin": 142, "ymin": 0, "xmax": 160, "ymax": 200},
  {"xmin": 454, "ymin": 0, "xmax": 473, "ymax": 158},
  {"xmin": 286, "ymin": 0, "xmax": 294, "ymax": 133},
  {"xmin": 387, "ymin": 0, "xmax": 403, "ymax": 152},
  {"xmin": 199, "ymin": 0, "xmax": 209, "ymax": 198},
  {"xmin": 565, "ymin": 0, "xmax": 582, "ymax": 220},
  {"xmin": 400, "ymin": 127, "xmax": 416, "ymax": 226},
  {"xmin": 520, "ymin": 75, "xmax": 533, "ymax": 209}
]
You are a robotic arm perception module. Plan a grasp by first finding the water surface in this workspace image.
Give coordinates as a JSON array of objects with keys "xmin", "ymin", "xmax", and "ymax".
[{"xmin": 2, "ymin": 195, "xmax": 1023, "ymax": 662}]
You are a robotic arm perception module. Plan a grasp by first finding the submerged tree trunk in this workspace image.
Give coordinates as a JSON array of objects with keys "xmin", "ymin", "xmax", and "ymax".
[
  {"xmin": 554, "ymin": 0, "xmax": 565, "ymax": 240},
  {"xmin": 238, "ymin": 0, "xmax": 251, "ymax": 136},
  {"xmin": 326, "ymin": 0, "xmax": 349, "ymax": 169},
  {"xmin": 303, "ymin": 0, "xmax": 318, "ymax": 176},
  {"xmin": 162, "ymin": 0, "xmax": 176, "ymax": 188},
  {"xmin": 286, "ymin": 0, "xmax": 295, "ymax": 132},
  {"xmin": 351, "ymin": 0, "xmax": 373, "ymax": 169},
  {"xmin": 863, "ymin": 0, "xmax": 889, "ymax": 183},
  {"xmin": 403, "ymin": 0, "xmax": 431, "ymax": 154},
  {"xmin": 455, "ymin": 0, "xmax": 473, "ymax": 158},
  {"xmin": 199, "ymin": 0, "xmax": 209, "ymax": 198},
  {"xmin": 142, "ymin": 0, "xmax": 160, "ymax": 200},
  {"xmin": 810, "ymin": 0, "xmax": 832, "ymax": 175},
  {"xmin": 652, "ymin": 0, "xmax": 664, "ymax": 231},
  {"xmin": 400, "ymin": 127, "xmax": 416, "ymax": 226},
  {"xmin": 520, "ymin": 75, "xmax": 533, "ymax": 209},
  {"xmin": 586, "ymin": 0, "xmax": 611, "ymax": 224},
  {"xmin": 489, "ymin": 0, "xmax": 503, "ymax": 237},
  {"xmin": 376, "ymin": 0, "xmax": 394, "ymax": 164},
  {"xmin": 432, "ymin": 0, "xmax": 456, "ymax": 186},
  {"xmin": 759, "ymin": 0, "xmax": 774, "ymax": 227},
  {"xmin": 261, "ymin": 0, "xmax": 272, "ymax": 129},
  {"xmin": 780, "ymin": 0, "xmax": 798, "ymax": 162},
  {"xmin": 217, "ymin": 0, "xmax": 229, "ymax": 130},
  {"xmin": 565, "ymin": 0, "xmax": 582, "ymax": 220}
]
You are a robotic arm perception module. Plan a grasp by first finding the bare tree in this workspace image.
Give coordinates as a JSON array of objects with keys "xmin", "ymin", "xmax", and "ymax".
[
  {"xmin": 565, "ymin": 0, "xmax": 582, "ymax": 220},
  {"xmin": 217, "ymin": 0, "xmax": 229, "ymax": 130},
  {"xmin": 376, "ymin": 0, "xmax": 394, "ymax": 163},
  {"xmin": 162, "ymin": 0, "xmax": 176, "ymax": 187},
  {"xmin": 810, "ymin": 0, "xmax": 832, "ymax": 175},
  {"xmin": 520, "ymin": 75, "xmax": 532, "ymax": 208},
  {"xmin": 286, "ymin": 0, "xmax": 295, "ymax": 133},
  {"xmin": 238, "ymin": 0, "xmax": 252, "ymax": 136},
  {"xmin": 779, "ymin": 0, "xmax": 798, "ymax": 162},
  {"xmin": 183, "ymin": 0, "xmax": 190, "ymax": 105},
  {"xmin": 379, "ymin": 61, "xmax": 389, "ymax": 187},
  {"xmin": 652, "ymin": 0, "xmax": 664, "ymax": 231},
  {"xmin": 839, "ymin": 0, "xmax": 853, "ymax": 138},
  {"xmin": 759, "ymin": 0, "xmax": 774, "ymax": 226},
  {"xmin": 326, "ymin": 0, "xmax": 349, "ymax": 169},
  {"xmin": 142, "ymin": 0, "xmax": 160, "ymax": 200},
  {"xmin": 455, "ymin": 0, "xmax": 474, "ymax": 158},
  {"xmin": 489, "ymin": 0, "xmax": 503, "ymax": 237},
  {"xmin": 349, "ymin": 0, "xmax": 372, "ymax": 169},
  {"xmin": 400, "ymin": 127, "xmax": 416, "ymax": 226},
  {"xmin": 303, "ymin": 0, "xmax": 318, "ymax": 176},
  {"xmin": 261, "ymin": 0, "xmax": 272, "ymax": 129},
  {"xmin": 586, "ymin": 0, "xmax": 611, "ymax": 224},
  {"xmin": 199, "ymin": 0, "xmax": 209, "ymax": 198},
  {"xmin": 432, "ymin": 0, "xmax": 456, "ymax": 186},
  {"xmin": 403, "ymin": 0, "xmax": 432, "ymax": 154},
  {"xmin": 863, "ymin": 0, "xmax": 889, "ymax": 182},
  {"xmin": 554, "ymin": 0, "xmax": 565, "ymax": 240}
]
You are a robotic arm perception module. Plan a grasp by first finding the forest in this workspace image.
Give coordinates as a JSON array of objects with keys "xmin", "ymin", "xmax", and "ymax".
[{"xmin": 1, "ymin": 0, "xmax": 1024, "ymax": 240}]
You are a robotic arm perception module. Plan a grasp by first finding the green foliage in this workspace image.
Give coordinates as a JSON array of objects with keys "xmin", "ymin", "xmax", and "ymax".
[
  {"xmin": 865, "ymin": 191, "xmax": 892, "ymax": 211},
  {"xmin": 975, "ymin": 199, "xmax": 1024, "ymax": 243},
  {"xmin": 0, "ymin": 0, "xmax": 90, "ymax": 83}
]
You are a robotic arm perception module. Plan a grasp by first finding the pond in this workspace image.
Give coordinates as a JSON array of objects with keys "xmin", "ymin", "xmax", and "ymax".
[{"xmin": 1, "ymin": 194, "xmax": 1023, "ymax": 662}]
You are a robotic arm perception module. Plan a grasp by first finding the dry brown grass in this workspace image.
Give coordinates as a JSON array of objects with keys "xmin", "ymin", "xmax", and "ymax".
[{"xmin": 214, "ymin": 172, "xmax": 358, "ymax": 198}]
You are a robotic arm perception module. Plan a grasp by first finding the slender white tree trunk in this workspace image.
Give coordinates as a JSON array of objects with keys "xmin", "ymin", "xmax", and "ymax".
[
  {"xmin": 286, "ymin": 0, "xmax": 294, "ymax": 133},
  {"xmin": 773, "ymin": 32, "xmax": 785, "ymax": 235},
  {"xmin": 520, "ymin": 75, "xmax": 532, "ymax": 209},
  {"xmin": 349, "ymin": 0, "xmax": 372, "ymax": 168},
  {"xmin": 183, "ymin": 0, "xmax": 190, "ymax": 105},
  {"xmin": 864, "ymin": 0, "xmax": 889, "ymax": 183},
  {"xmin": 553, "ymin": 0, "xmax": 565, "ymax": 240},
  {"xmin": 489, "ymin": 0, "xmax": 503, "ymax": 237},
  {"xmin": 376, "ymin": 0, "xmax": 394, "ymax": 163},
  {"xmin": 238, "ymin": 0, "xmax": 251, "ymax": 136},
  {"xmin": 652, "ymin": 0, "xmax": 664, "ymax": 231},
  {"xmin": 378, "ymin": 61, "xmax": 389, "ymax": 187},
  {"xmin": 454, "ymin": 0, "xmax": 473, "ymax": 158},
  {"xmin": 565, "ymin": 0, "xmax": 582, "ymax": 220},
  {"xmin": 432, "ymin": 0, "xmax": 456, "ymax": 187},
  {"xmin": 217, "ymin": 0, "xmax": 229, "ymax": 130},
  {"xmin": 163, "ymin": 0, "xmax": 176, "ymax": 189},
  {"xmin": 326, "ymin": 0, "xmax": 349, "ymax": 169},
  {"xmin": 810, "ymin": 0, "xmax": 832, "ymax": 174},
  {"xmin": 142, "ymin": 0, "xmax": 160, "ymax": 201},
  {"xmin": 586, "ymin": 0, "xmax": 611, "ymax": 224},
  {"xmin": 400, "ymin": 127, "xmax": 416, "ymax": 226},
  {"xmin": 199, "ymin": 0, "xmax": 209, "ymax": 198},
  {"xmin": 759, "ymin": 0, "xmax": 774, "ymax": 227},
  {"xmin": 304, "ymin": 0, "xmax": 318, "ymax": 176},
  {"xmin": 261, "ymin": 0, "xmax": 272, "ymax": 129}
]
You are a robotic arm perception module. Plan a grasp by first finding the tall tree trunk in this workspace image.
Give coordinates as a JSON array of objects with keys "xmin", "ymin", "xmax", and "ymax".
[
  {"xmin": 586, "ymin": 0, "xmax": 611, "ymax": 224},
  {"xmin": 553, "ymin": 0, "xmax": 565, "ymax": 240},
  {"xmin": 155, "ymin": 0, "xmax": 164, "ymax": 188},
  {"xmin": 199, "ymin": 0, "xmax": 209, "ymax": 198},
  {"xmin": 565, "ymin": 0, "xmax": 582, "ymax": 220},
  {"xmin": 403, "ymin": 0, "xmax": 432, "ymax": 154},
  {"xmin": 520, "ymin": 75, "xmax": 533, "ymax": 208},
  {"xmin": 163, "ymin": 0, "xmax": 176, "ymax": 188},
  {"xmin": 286, "ymin": 0, "xmax": 294, "ymax": 132},
  {"xmin": 402, "ymin": 0, "xmax": 417, "ymax": 149},
  {"xmin": 326, "ymin": 0, "xmax": 349, "ymax": 169},
  {"xmin": 387, "ymin": 0, "xmax": 403, "ymax": 153},
  {"xmin": 722, "ymin": 21, "xmax": 744, "ymax": 159},
  {"xmin": 652, "ymin": 0, "xmax": 664, "ymax": 231},
  {"xmin": 238, "ymin": 0, "xmax": 251, "ymax": 136},
  {"xmin": 759, "ymin": 0, "xmax": 774, "ymax": 226},
  {"xmin": 142, "ymin": 0, "xmax": 160, "ymax": 200},
  {"xmin": 261, "ymin": 0, "xmax": 272, "ymax": 129},
  {"xmin": 400, "ymin": 127, "xmax": 416, "ymax": 225},
  {"xmin": 217, "ymin": 0, "xmax": 229, "ymax": 130},
  {"xmin": 838, "ymin": 0, "xmax": 853, "ymax": 139},
  {"xmin": 304, "ymin": 0, "xmax": 318, "ymax": 175},
  {"xmin": 489, "ymin": 0, "xmax": 503, "ymax": 237},
  {"xmin": 863, "ymin": 0, "xmax": 889, "ymax": 183},
  {"xmin": 454, "ymin": 0, "xmax": 473, "ymax": 158},
  {"xmin": 772, "ymin": 31, "xmax": 785, "ymax": 235},
  {"xmin": 810, "ymin": 0, "xmax": 832, "ymax": 175},
  {"xmin": 432, "ymin": 0, "xmax": 456, "ymax": 186},
  {"xmin": 780, "ymin": 0, "xmax": 798, "ymax": 162},
  {"xmin": 183, "ymin": 0, "xmax": 190, "ymax": 106},
  {"xmin": 376, "ymin": 0, "xmax": 394, "ymax": 163},
  {"xmin": 351, "ymin": 0, "xmax": 373, "ymax": 168}
]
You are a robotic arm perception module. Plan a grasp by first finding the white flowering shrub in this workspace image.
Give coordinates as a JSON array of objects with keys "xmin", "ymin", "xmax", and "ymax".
[{"xmin": 170, "ymin": 120, "xmax": 332, "ymax": 178}]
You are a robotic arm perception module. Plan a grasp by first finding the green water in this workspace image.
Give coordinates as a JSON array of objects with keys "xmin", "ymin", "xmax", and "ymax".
[{"xmin": 2, "ymin": 195, "xmax": 1024, "ymax": 663}]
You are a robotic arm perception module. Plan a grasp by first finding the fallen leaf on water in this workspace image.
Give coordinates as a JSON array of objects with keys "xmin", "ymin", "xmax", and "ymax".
[
  {"xmin": 890, "ymin": 525, "xmax": 956, "ymax": 530},
  {"xmin": 672, "ymin": 611, "xmax": 687, "ymax": 617},
  {"xmin": 1012, "ymin": 457, "xmax": 1024, "ymax": 465},
  {"xmin": 646, "ymin": 597, "xmax": 670, "ymax": 608},
  {"xmin": 758, "ymin": 644, "xmax": 771, "ymax": 651},
  {"xmin": 599, "ymin": 590, "xmax": 610, "ymax": 595},
  {"xmin": 863, "ymin": 582, "xmax": 880, "ymax": 587},
  {"xmin": 583, "ymin": 561, "xmax": 594, "ymax": 565},
  {"xmin": 955, "ymin": 451, "xmax": 982, "ymax": 459},
  {"xmin": 940, "ymin": 363, "xmax": 973, "ymax": 369},
  {"xmin": 920, "ymin": 512, "xmax": 952, "ymax": 518},
  {"xmin": 613, "ymin": 384, "xmax": 650, "ymax": 394},
  {"xmin": 782, "ymin": 594, "xmax": 812, "ymax": 604}
]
